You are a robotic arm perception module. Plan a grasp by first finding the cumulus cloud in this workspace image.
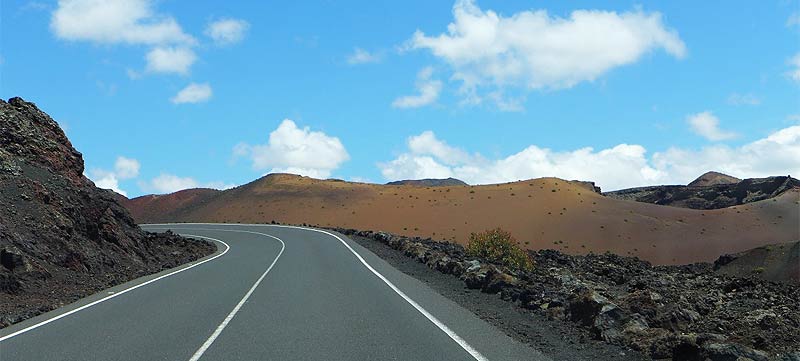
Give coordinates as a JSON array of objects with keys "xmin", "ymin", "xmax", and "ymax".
[
  {"xmin": 687, "ymin": 111, "xmax": 737, "ymax": 141},
  {"xmin": 145, "ymin": 46, "xmax": 196, "ymax": 74},
  {"xmin": 233, "ymin": 119, "xmax": 349, "ymax": 179},
  {"xmin": 50, "ymin": 0, "xmax": 195, "ymax": 45},
  {"xmin": 51, "ymin": 0, "xmax": 207, "ymax": 77},
  {"xmin": 392, "ymin": 67, "xmax": 442, "ymax": 108},
  {"xmin": 144, "ymin": 173, "xmax": 234, "ymax": 194},
  {"xmin": 87, "ymin": 155, "xmax": 141, "ymax": 196},
  {"xmin": 347, "ymin": 48, "xmax": 382, "ymax": 64},
  {"xmin": 114, "ymin": 156, "xmax": 141, "ymax": 179},
  {"xmin": 404, "ymin": 0, "xmax": 686, "ymax": 107},
  {"xmin": 205, "ymin": 18, "xmax": 249, "ymax": 46},
  {"xmin": 378, "ymin": 126, "xmax": 800, "ymax": 191},
  {"xmin": 90, "ymin": 171, "xmax": 126, "ymax": 196},
  {"xmin": 171, "ymin": 83, "xmax": 212, "ymax": 104}
]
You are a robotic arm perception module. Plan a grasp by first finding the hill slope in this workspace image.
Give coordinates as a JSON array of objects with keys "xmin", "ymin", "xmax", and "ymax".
[
  {"xmin": 0, "ymin": 97, "xmax": 215, "ymax": 327},
  {"xmin": 124, "ymin": 173, "xmax": 799, "ymax": 266}
]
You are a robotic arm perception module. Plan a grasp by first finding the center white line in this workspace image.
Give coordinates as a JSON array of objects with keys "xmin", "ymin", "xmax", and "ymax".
[
  {"xmin": 147, "ymin": 227, "xmax": 286, "ymax": 361},
  {"xmin": 146, "ymin": 223, "xmax": 488, "ymax": 361}
]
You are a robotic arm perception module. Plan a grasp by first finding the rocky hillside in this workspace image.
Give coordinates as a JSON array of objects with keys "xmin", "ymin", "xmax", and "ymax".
[
  {"xmin": 715, "ymin": 241, "xmax": 800, "ymax": 284},
  {"xmin": 0, "ymin": 97, "xmax": 215, "ymax": 327},
  {"xmin": 605, "ymin": 174, "xmax": 799, "ymax": 210},
  {"xmin": 386, "ymin": 177, "xmax": 469, "ymax": 187}
]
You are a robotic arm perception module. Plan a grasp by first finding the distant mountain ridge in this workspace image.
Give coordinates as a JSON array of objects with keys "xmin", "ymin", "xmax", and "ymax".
[
  {"xmin": 604, "ymin": 173, "xmax": 799, "ymax": 210},
  {"xmin": 120, "ymin": 172, "xmax": 799, "ymax": 266},
  {"xmin": 386, "ymin": 178, "xmax": 468, "ymax": 187}
]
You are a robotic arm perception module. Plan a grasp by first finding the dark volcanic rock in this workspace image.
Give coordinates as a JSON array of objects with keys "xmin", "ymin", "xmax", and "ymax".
[
  {"xmin": 333, "ymin": 227, "xmax": 800, "ymax": 360},
  {"xmin": 605, "ymin": 174, "xmax": 799, "ymax": 209},
  {"xmin": 0, "ymin": 97, "xmax": 215, "ymax": 327},
  {"xmin": 386, "ymin": 177, "xmax": 469, "ymax": 187}
]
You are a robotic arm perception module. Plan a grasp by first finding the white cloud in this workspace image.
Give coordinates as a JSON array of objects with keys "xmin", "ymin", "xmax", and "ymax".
[
  {"xmin": 727, "ymin": 93, "xmax": 761, "ymax": 106},
  {"xmin": 148, "ymin": 173, "xmax": 199, "ymax": 193},
  {"xmin": 171, "ymin": 82, "xmax": 212, "ymax": 104},
  {"xmin": 392, "ymin": 66, "xmax": 442, "ymax": 108},
  {"xmin": 87, "ymin": 155, "xmax": 140, "ymax": 196},
  {"xmin": 205, "ymin": 18, "xmax": 249, "ymax": 46},
  {"xmin": 233, "ymin": 119, "xmax": 350, "ymax": 179},
  {"xmin": 50, "ymin": 0, "xmax": 195, "ymax": 46},
  {"xmin": 347, "ymin": 48, "xmax": 382, "ymax": 64},
  {"xmin": 407, "ymin": 130, "xmax": 472, "ymax": 165},
  {"xmin": 687, "ymin": 111, "xmax": 737, "ymax": 141},
  {"xmin": 89, "ymin": 170, "xmax": 127, "ymax": 196},
  {"xmin": 405, "ymin": 0, "xmax": 686, "ymax": 106},
  {"xmin": 145, "ymin": 46, "xmax": 196, "ymax": 74},
  {"xmin": 378, "ymin": 126, "xmax": 800, "ymax": 191},
  {"xmin": 114, "ymin": 156, "xmax": 140, "ymax": 179},
  {"xmin": 788, "ymin": 53, "xmax": 800, "ymax": 83},
  {"xmin": 144, "ymin": 174, "xmax": 234, "ymax": 194}
]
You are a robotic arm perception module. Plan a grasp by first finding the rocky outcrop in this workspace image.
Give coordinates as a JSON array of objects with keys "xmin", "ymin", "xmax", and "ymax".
[
  {"xmin": 386, "ymin": 178, "xmax": 469, "ymax": 187},
  {"xmin": 334, "ymin": 228, "xmax": 800, "ymax": 360},
  {"xmin": 0, "ymin": 97, "xmax": 215, "ymax": 327},
  {"xmin": 605, "ymin": 174, "xmax": 799, "ymax": 209}
]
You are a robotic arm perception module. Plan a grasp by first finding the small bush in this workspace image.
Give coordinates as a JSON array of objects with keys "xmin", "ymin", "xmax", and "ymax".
[{"xmin": 466, "ymin": 228, "xmax": 533, "ymax": 271}]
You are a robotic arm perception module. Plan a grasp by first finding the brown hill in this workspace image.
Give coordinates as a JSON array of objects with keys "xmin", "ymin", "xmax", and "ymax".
[
  {"xmin": 123, "ymin": 173, "xmax": 799, "ymax": 266},
  {"xmin": 688, "ymin": 171, "xmax": 741, "ymax": 187},
  {"xmin": 386, "ymin": 178, "xmax": 468, "ymax": 187},
  {"xmin": 124, "ymin": 188, "xmax": 221, "ymax": 222},
  {"xmin": 0, "ymin": 97, "xmax": 214, "ymax": 327}
]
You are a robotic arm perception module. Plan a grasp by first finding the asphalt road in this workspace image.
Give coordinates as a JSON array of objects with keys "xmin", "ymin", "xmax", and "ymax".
[{"xmin": 0, "ymin": 223, "xmax": 549, "ymax": 361}]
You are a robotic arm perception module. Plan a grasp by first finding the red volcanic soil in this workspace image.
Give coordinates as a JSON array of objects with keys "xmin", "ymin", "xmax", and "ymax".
[
  {"xmin": 123, "ymin": 174, "xmax": 800, "ymax": 265},
  {"xmin": 123, "ymin": 188, "xmax": 220, "ymax": 222}
]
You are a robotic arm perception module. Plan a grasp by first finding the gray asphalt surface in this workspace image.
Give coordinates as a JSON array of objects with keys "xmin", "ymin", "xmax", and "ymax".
[{"xmin": 0, "ymin": 223, "xmax": 549, "ymax": 361}]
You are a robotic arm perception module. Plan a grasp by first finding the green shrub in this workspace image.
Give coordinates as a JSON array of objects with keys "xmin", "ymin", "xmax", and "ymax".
[{"xmin": 466, "ymin": 228, "xmax": 533, "ymax": 272}]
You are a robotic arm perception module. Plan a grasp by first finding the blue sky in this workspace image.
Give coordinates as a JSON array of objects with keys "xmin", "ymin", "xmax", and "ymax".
[{"xmin": 2, "ymin": 0, "xmax": 799, "ymax": 196}]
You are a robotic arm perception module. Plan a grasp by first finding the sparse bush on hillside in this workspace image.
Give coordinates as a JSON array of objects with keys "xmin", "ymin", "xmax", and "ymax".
[{"xmin": 466, "ymin": 228, "xmax": 533, "ymax": 272}]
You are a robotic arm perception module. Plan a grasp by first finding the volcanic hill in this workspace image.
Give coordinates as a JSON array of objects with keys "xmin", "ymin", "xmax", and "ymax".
[
  {"xmin": 0, "ymin": 97, "xmax": 215, "ymax": 327},
  {"xmin": 123, "ymin": 173, "xmax": 799, "ymax": 266},
  {"xmin": 605, "ymin": 172, "xmax": 799, "ymax": 210}
]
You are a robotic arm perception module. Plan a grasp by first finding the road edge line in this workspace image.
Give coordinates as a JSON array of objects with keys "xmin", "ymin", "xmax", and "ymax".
[
  {"xmin": 146, "ymin": 223, "xmax": 488, "ymax": 361},
  {"xmin": 0, "ymin": 235, "xmax": 230, "ymax": 342}
]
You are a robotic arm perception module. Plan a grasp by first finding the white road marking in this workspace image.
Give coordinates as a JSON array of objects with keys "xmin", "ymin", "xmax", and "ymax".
[
  {"xmin": 147, "ymin": 228, "xmax": 286, "ymax": 361},
  {"xmin": 0, "ymin": 235, "xmax": 230, "ymax": 342},
  {"xmin": 145, "ymin": 223, "xmax": 489, "ymax": 361}
]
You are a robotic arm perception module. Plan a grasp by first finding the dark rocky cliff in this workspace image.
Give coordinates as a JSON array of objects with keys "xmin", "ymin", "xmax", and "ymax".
[{"xmin": 0, "ymin": 97, "xmax": 215, "ymax": 327}]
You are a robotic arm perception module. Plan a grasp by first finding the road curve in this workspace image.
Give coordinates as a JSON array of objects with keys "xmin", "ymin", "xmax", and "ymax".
[{"xmin": 0, "ymin": 223, "xmax": 548, "ymax": 361}]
